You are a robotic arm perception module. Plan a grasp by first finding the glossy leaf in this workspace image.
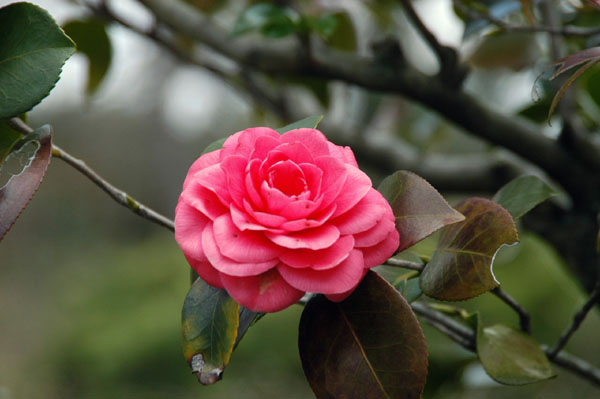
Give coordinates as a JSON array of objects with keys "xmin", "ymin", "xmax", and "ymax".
[
  {"xmin": 420, "ymin": 197, "xmax": 519, "ymax": 301},
  {"xmin": 493, "ymin": 175, "xmax": 558, "ymax": 220},
  {"xmin": 63, "ymin": 18, "xmax": 112, "ymax": 95},
  {"xmin": 0, "ymin": 2, "xmax": 75, "ymax": 119},
  {"xmin": 0, "ymin": 125, "xmax": 53, "ymax": 241},
  {"xmin": 231, "ymin": 3, "xmax": 297, "ymax": 38},
  {"xmin": 299, "ymin": 271, "xmax": 428, "ymax": 399},
  {"xmin": 378, "ymin": 170, "xmax": 465, "ymax": 252},
  {"xmin": 477, "ymin": 322, "xmax": 555, "ymax": 385},
  {"xmin": 181, "ymin": 278, "xmax": 240, "ymax": 385},
  {"xmin": 275, "ymin": 114, "xmax": 323, "ymax": 133}
]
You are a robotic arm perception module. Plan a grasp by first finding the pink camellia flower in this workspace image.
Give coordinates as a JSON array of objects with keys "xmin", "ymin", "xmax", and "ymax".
[{"xmin": 175, "ymin": 128, "xmax": 399, "ymax": 312}]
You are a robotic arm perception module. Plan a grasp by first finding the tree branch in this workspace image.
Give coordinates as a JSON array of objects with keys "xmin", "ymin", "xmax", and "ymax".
[
  {"xmin": 398, "ymin": 0, "xmax": 467, "ymax": 87},
  {"xmin": 411, "ymin": 301, "xmax": 600, "ymax": 386},
  {"xmin": 548, "ymin": 282, "xmax": 600, "ymax": 359},
  {"xmin": 6, "ymin": 118, "xmax": 175, "ymax": 232},
  {"xmin": 137, "ymin": 0, "xmax": 598, "ymax": 203},
  {"xmin": 491, "ymin": 287, "xmax": 531, "ymax": 333}
]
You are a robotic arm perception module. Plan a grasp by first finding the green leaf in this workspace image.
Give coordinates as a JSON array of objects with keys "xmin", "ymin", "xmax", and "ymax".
[
  {"xmin": 231, "ymin": 3, "xmax": 297, "ymax": 38},
  {"xmin": 63, "ymin": 18, "xmax": 112, "ymax": 95},
  {"xmin": 493, "ymin": 175, "xmax": 558, "ymax": 220},
  {"xmin": 0, "ymin": 125, "xmax": 53, "ymax": 241},
  {"xmin": 200, "ymin": 137, "xmax": 227, "ymax": 155},
  {"xmin": 299, "ymin": 271, "xmax": 428, "ymax": 399},
  {"xmin": 0, "ymin": 3, "xmax": 75, "ymax": 119},
  {"xmin": 420, "ymin": 197, "xmax": 519, "ymax": 301},
  {"xmin": 0, "ymin": 121, "xmax": 23, "ymax": 165},
  {"xmin": 395, "ymin": 274, "xmax": 423, "ymax": 303},
  {"xmin": 275, "ymin": 114, "xmax": 323, "ymax": 133},
  {"xmin": 475, "ymin": 319, "xmax": 555, "ymax": 385},
  {"xmin": 378, "ymin": 170, "xmax": 465, "ymax": 252},
  {"xmin": 181, "ymin": 278, "xmax": 240, "ymax": 385}
]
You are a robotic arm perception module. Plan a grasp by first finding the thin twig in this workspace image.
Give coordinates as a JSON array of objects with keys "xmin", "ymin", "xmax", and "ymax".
[
  {"xmin": 399, "ymin": 0, "xmax": 466, "ymax": 86},
  {"xmin": 7, "ymin": 118, "xmax": 175, "ymax": 232},
  {"xmin": 548, "ymin": 282, "xmax": 600, "ymax": 359},
  {"xmin": 412, "ymin": 300, "xmax": 600, "ymax": 386},
  {"xmin": 453, "ymin": 0, "xmax": 600, "ymax": 37},
  {"xmin": 491, "ymin": 287, "xmax": 531, "ymax": 333},
  {"xmin": 384, "ymin": 258, "xmax": 424, "ymax": 272}
]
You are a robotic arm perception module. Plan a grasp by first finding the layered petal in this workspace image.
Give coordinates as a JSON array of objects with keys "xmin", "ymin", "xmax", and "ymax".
[
  {"xmin": 186, "ymin": 255, "xmax": 224, "ymax": 289},
  {"xmin": 220, "ymin": 268, "xmax": 304, "ymax": 312},
  {"xmin": 221, "ymin": 127, "xmax": 280, "ymax": 159},
  {"xmin": 353, "ymin": 216, "xmax": 396, "ymax": 247},
  {"xmin": 175, "ymin": 201, "xmax": 211, "ymax": 261},
  {"xmin": 203, "ymin": 224, "xmax": 278, "ymax": 276},
  {"xmin": 182, "ymin": 149, "xmax": 222, "ymax": 190},
  {"xmin": 360, "ymin": 228, "xmax": 400, "ymax": 268},
  {"xmin": 213, "ymin": 214, "xmax": 284, "ymax": 262},
  {"xmin": 278, "ymin": 249, "xmax": 364, "ymax": 294},
  {"xmin": 281, "ymin": 128, "xmax": 330, "ymax": 157},
  {"xmin": 330, "ymin": 164, "xmax": 373, "ymax": 217},
  {"xmin": 265, "ymin": 224, "xmax": 340, "ymax": 250},
  {"xmin": 331, "ymin": 188, "xmax": 388, "ymax": 235},
  {"xmin": 279, "ymin": 235, "xmax": 354, "ymax": 269}
]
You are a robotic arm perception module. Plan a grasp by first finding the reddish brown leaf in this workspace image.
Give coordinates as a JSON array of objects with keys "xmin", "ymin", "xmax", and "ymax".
[
  {"xmin": 378, "ymin": 171, "xmax": 465, "ymax": 252},
  {"xmin": 299, "ymin": 271, "xmax": 428, "ymax": 399},
  {"xmin": 420, "ymin": 197, "xmax": 518, "ymax": 301},
  {"xmin": 551, "ymin": 47, "xmax": 600, "ymax": 80},
  {"xmin": 0, "ymin": 125, "xmax": 52, "ymax": 241}
]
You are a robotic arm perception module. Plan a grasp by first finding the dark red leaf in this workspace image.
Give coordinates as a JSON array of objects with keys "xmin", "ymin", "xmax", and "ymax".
[
  {"xmin": 0, "ymin": 125, "xmax": 52, "ymax": 241},
  {"xmin": 299, "ymin": 271, "xmax": 428, "ymax": 399}
]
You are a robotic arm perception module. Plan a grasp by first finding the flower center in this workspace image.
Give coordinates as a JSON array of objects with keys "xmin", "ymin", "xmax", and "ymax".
[{"xmin": 268, "ymin": 160, "xmax": 308, "ymax": 197}]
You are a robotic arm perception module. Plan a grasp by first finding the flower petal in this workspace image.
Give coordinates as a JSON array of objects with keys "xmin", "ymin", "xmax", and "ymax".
[
  {"xmin": 175, "ymin": 200, "xmax": 210, "ymax": 261},
  {"xmin": 331, "ymin": 189, "xmax": 388, "ymax": 235},
  {"xmin": 327, "ymin": 142, "xmax": 358, "ymax": 167},
  {"xmin": 213, "ymin": 214, "xmax": 283, "ymax": 262},
  {"xmin": 250, "ymin": 134, "xmax": 281, "ymax": 161},
  {"xmin": 279, "ymin": 235, "xmax": 354, "ymax": 269},
  {"xmin": 360, "ymin": 229, "xmax": 400, "ymax": 268},
  {"xmin": 246, "ymin": 159, "xmax": 264, "ymax": 209},
  {"xmin": 271, "ymin": 141, "xmax": 315, "ymax": 164},
  {"xmin": 280, "ymin": 203, "xmax": 335, "ymax": 232},
  {"xmin": 265, "ymin": 224, "xmax": 340, "ymax": 250},
  {"xmin": 353, "ymin": 216, "xmax": 396, "ymax": 247},
  {"xmin": 220, "ymin": 268, "xmax": 304, "ymax": 312},
  {"xmin": 278, "ymin": 249, "xmax": 364, "ymax": 294},
  {"xmin": 330, "ymin": 165, "xmax": 373, "ymax": 217},
  {"xmin": 314, "ymin": 156, "xmax": 348, "ymax": 207},
  {"xmin": 203, "ymin": 224, "xmax": 278, "ymax": 276},
  {"xmin": 181, "ymin": 183, "xmax": 228, "ymax": 220},
  {"xmin": 182, "ymin": 149, "xmax": 222, "ymax": 190},
  {"xmin": 192, "ymin": 163, "xmax": 232, "ymax": 206},
  {"xmin": 221, "ymin": 155, "xmax": 249, "ymax": 208},
  {"xmin": 281, "ymin": 129, "xmax": 330, "ymax": 157},
  {"xmin": 186, "ymin": 255, "xmax": 224, "ymax": 289},
  {"xmin": 221, "ymin": 127, "xmax": 280, "ymax": 159}
]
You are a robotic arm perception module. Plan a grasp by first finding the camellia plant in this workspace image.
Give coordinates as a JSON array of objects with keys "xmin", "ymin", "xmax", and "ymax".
[{"xmin": 2, "ymin": 1, "xmax": 600, "ymax": 398}]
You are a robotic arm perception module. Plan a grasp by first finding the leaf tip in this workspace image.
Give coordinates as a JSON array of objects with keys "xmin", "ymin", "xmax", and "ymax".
[{"xmin": 191, "ymin": 354, "xmax": 224, "ymax": 385}]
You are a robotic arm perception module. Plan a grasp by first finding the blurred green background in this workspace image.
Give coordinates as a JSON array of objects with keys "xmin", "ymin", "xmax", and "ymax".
[{"xmin": 1, "ymin": 0, "xmax": 600, "ymax": 398}]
